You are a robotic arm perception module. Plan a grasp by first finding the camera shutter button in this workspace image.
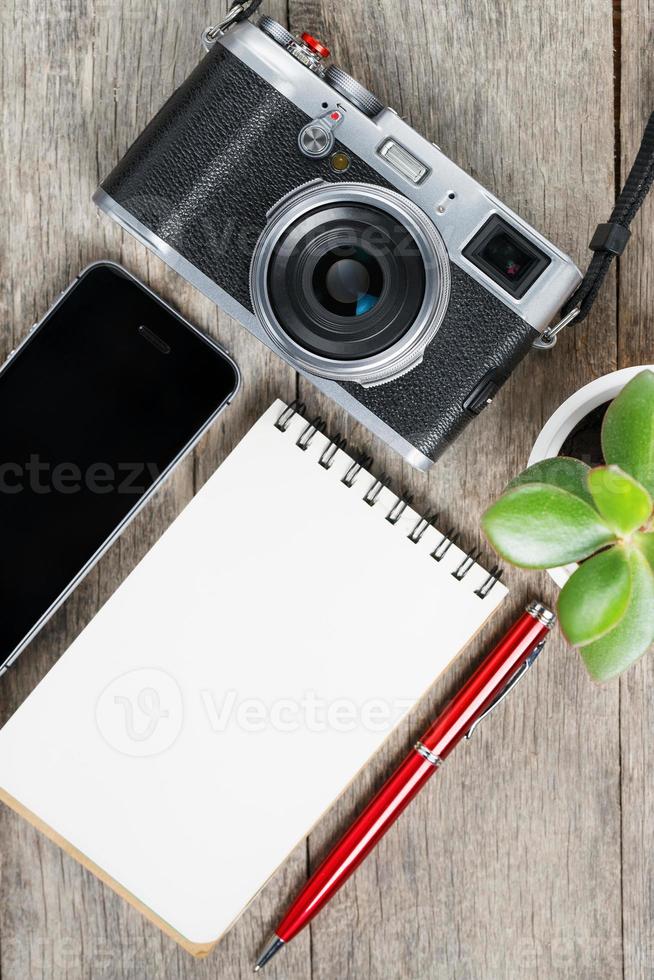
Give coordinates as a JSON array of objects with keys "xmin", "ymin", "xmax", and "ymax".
[{"xmin": 300, "ymin": 33, "xmax": 330, "ymax": 58}]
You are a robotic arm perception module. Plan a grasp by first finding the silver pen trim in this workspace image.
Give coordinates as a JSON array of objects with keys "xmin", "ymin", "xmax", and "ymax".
[
  {"xmin": 525, "ymin": 600, "xmax": 556, "ymax": 628},
  {"xmin": 414, "ymin": 741, "xmax": 443, "ymax": 767}
]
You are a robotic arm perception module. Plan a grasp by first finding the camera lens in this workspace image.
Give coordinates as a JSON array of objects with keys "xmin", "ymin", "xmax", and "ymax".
[
  {"xmin": 250, "ymin": 183, "xmax": 451, "ymax": 385},
  {"xmin": 265, "ymin": 203, "xmax": 426, "ymax": 360},
  {"xmin": 312, "ymin": 248, "xmax": 383, "ymax": 317}
]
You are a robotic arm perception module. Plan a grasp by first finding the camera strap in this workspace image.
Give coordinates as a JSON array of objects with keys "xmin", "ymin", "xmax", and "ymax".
[
  {"xmin": 204, "ymin": 0, "xmax": 264, "ymax": 45},
  {"xmin": 536, "ymin": 111, "xmax": 654, "ymax": 347}
]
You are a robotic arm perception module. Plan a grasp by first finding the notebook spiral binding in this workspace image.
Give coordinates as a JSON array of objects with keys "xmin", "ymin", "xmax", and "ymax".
[{"xmin": 275, "ymin": 402, "xmax": 503, "ymax": 599}]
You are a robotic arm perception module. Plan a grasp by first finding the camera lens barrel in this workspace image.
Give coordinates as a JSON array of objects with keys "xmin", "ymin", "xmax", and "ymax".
[
  {"xmin": 266, "ymin": 203, "xmax": 427, "ymax": 361},
  {"xmin": 250, "ymin": 183, "xmax": 451, "ymax": 386}
]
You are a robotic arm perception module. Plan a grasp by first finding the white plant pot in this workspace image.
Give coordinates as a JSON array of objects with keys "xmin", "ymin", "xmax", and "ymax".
[{"xmin": 528, "ymin": 365, "xmax": 654, "ymax": 588}]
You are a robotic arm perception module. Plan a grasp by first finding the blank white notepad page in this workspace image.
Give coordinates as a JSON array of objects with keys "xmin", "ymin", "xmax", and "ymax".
[{"xmin": 0, "ymin": 400, "xmax": 507, "ymax": 946}]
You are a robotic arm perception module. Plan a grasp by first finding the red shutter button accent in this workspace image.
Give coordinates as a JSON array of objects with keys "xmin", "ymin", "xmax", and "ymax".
[{"xmin": 301, "ymin": 32, "xmax": 330, "ymax": 58}]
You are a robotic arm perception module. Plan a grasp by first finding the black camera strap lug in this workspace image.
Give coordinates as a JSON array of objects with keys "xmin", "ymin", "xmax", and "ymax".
[
  {"xmin": 535, "ymin": 111, "xmax": 654, "ymax": 350},
  {"xmin": 532, "ymin": 306, "xmax": 580, "ymax": 349}
]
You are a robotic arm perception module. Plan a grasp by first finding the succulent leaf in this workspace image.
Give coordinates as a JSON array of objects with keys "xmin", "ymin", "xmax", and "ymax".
[
  {"xmin": 507, "ymin": 457, "xmax": 594, "ymax": 508},
  {"xmin": 601, "ymin": 370, "xmax": 654, "ymax": 495},
  {"xmin": 558, "ymin": 546, "xmax": 631, "ymax": 646},
  {"xmin": 481, "ymin": 484, "xmax": 615, "ymax": 568},
  {"xmin": 579, "ymin": 549, "xmax": 654, "ymax": 682},
  {"xmin": 635, "ymin": 531, "xmax": 654, "ymax": 572},
  {"xmin": 587, "ymin": 465, "xmax": 653, "ymax": 535}
]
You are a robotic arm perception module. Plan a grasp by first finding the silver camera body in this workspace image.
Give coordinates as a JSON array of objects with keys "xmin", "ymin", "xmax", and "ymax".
[{"xmin": 94, "ymin": 17, "xmax": 583, "ymax": 467}]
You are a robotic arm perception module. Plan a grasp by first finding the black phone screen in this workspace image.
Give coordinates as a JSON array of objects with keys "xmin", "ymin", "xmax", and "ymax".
[{"xmin": 0, "ymin": 263, "xmax": 238, "ymax": 668}]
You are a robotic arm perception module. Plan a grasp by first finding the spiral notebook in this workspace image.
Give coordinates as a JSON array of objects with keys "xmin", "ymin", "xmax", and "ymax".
[{"xmin": 0, "ymin": 399, "xmax": 507, "ymax": 955}]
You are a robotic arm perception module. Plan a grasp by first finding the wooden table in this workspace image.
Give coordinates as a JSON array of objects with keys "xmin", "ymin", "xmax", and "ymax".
[{"xmin": 1, "ymin": 1, "xmax": 651, "ymax": 977}]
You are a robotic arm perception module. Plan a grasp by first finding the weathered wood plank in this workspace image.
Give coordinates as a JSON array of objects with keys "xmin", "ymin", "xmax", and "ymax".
[
  {"xmin": 0, "ymin": 1, "xmax": 300, "ymax": 978},
  {"xmin": 618, "ymin": 1, "xmax": 654, "ymax": 978},
  {"xmin": 290, "ymin": 1, "xmax": 623, "ymax": 978},
  {"xmin": 0, "ymin": 0, "xmax": 638, "ymax": 977}
]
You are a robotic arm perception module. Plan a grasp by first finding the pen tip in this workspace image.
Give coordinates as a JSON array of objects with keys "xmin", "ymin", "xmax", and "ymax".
[{"xmin": 254, "ymin": 934, "xmax": 285, "ymax": 972}]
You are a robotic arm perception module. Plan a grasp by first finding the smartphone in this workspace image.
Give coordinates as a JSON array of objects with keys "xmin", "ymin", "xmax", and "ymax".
[{"xmin": 0, "ymin": 262, "xmax": 239, "ymax": 673}]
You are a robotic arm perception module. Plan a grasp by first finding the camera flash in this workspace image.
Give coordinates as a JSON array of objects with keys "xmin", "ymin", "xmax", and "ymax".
[
  {"xmin": 330, "ymin": 151, "xmax": 351, "ymax": 172},
  {"xmin": 378, "ymin": 139, "xmax": 429, "ymax": 184}
]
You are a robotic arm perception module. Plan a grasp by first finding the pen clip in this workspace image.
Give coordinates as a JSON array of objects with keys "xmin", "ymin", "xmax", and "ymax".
[{"xmin": 464, "ymin": 639, "xmax": 546, "ymax": 739}]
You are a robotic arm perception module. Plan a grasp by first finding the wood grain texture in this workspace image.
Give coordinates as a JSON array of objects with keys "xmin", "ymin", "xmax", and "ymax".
[
  {"xmin": 618, "ymin": 2, "xmax": 654, "ymax": 979},
  {"xmin": 292, "ymin": 2, "xmax": 623, "ymax": 979},
  {"xmin": 0, "ymin": 0, "xmax": 648, "ymax": 977},
  {"xmin": 0, "ymin": 2, "xmax": 299, "ymax": 979}
]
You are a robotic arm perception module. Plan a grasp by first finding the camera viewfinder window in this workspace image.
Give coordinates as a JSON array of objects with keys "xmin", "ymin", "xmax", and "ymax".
[{"xmin": 463, "ymin": 215, "xmax": 551, "ymax": 298}]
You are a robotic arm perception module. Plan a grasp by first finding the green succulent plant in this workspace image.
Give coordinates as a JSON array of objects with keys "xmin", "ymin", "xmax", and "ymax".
[{"xmin": 482, "ymin": 370, "xmax": 654, "ymax": 682}]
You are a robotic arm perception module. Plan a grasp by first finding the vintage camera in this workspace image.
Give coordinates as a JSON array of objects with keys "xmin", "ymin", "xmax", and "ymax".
[{"xmin": 94, "ymin": 14, "xmax": 582, "ymax": 468}]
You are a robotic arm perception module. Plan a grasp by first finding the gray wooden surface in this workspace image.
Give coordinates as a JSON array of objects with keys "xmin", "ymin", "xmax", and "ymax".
[{"xmin": 0, "ymin": 1, "xmax": 650, "ymax": 977}]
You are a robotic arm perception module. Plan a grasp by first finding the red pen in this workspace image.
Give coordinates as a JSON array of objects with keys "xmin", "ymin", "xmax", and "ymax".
[{"xmin": 254, "ymin": 599, "xmax": 555, "ymax": 971}]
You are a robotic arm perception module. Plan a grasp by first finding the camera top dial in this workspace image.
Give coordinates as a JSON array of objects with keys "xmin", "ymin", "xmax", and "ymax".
[
  {"xmin": 258, "ymin": 16, "xmax": 331, "ymax": 75},
  {"xmin": 257, "ymin": 15, "xmax": 294, "ymax": 48},
  {"xmin": 325, "ymin": 66, "xmax": 384, "ymax": 118},
  {"xmin": 257, "ymin": 17, "xmax": 383, "ymax": 116},
  {"xmin": 250, "ymin": 182, "xmax": 451, "ymax": 386}
]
